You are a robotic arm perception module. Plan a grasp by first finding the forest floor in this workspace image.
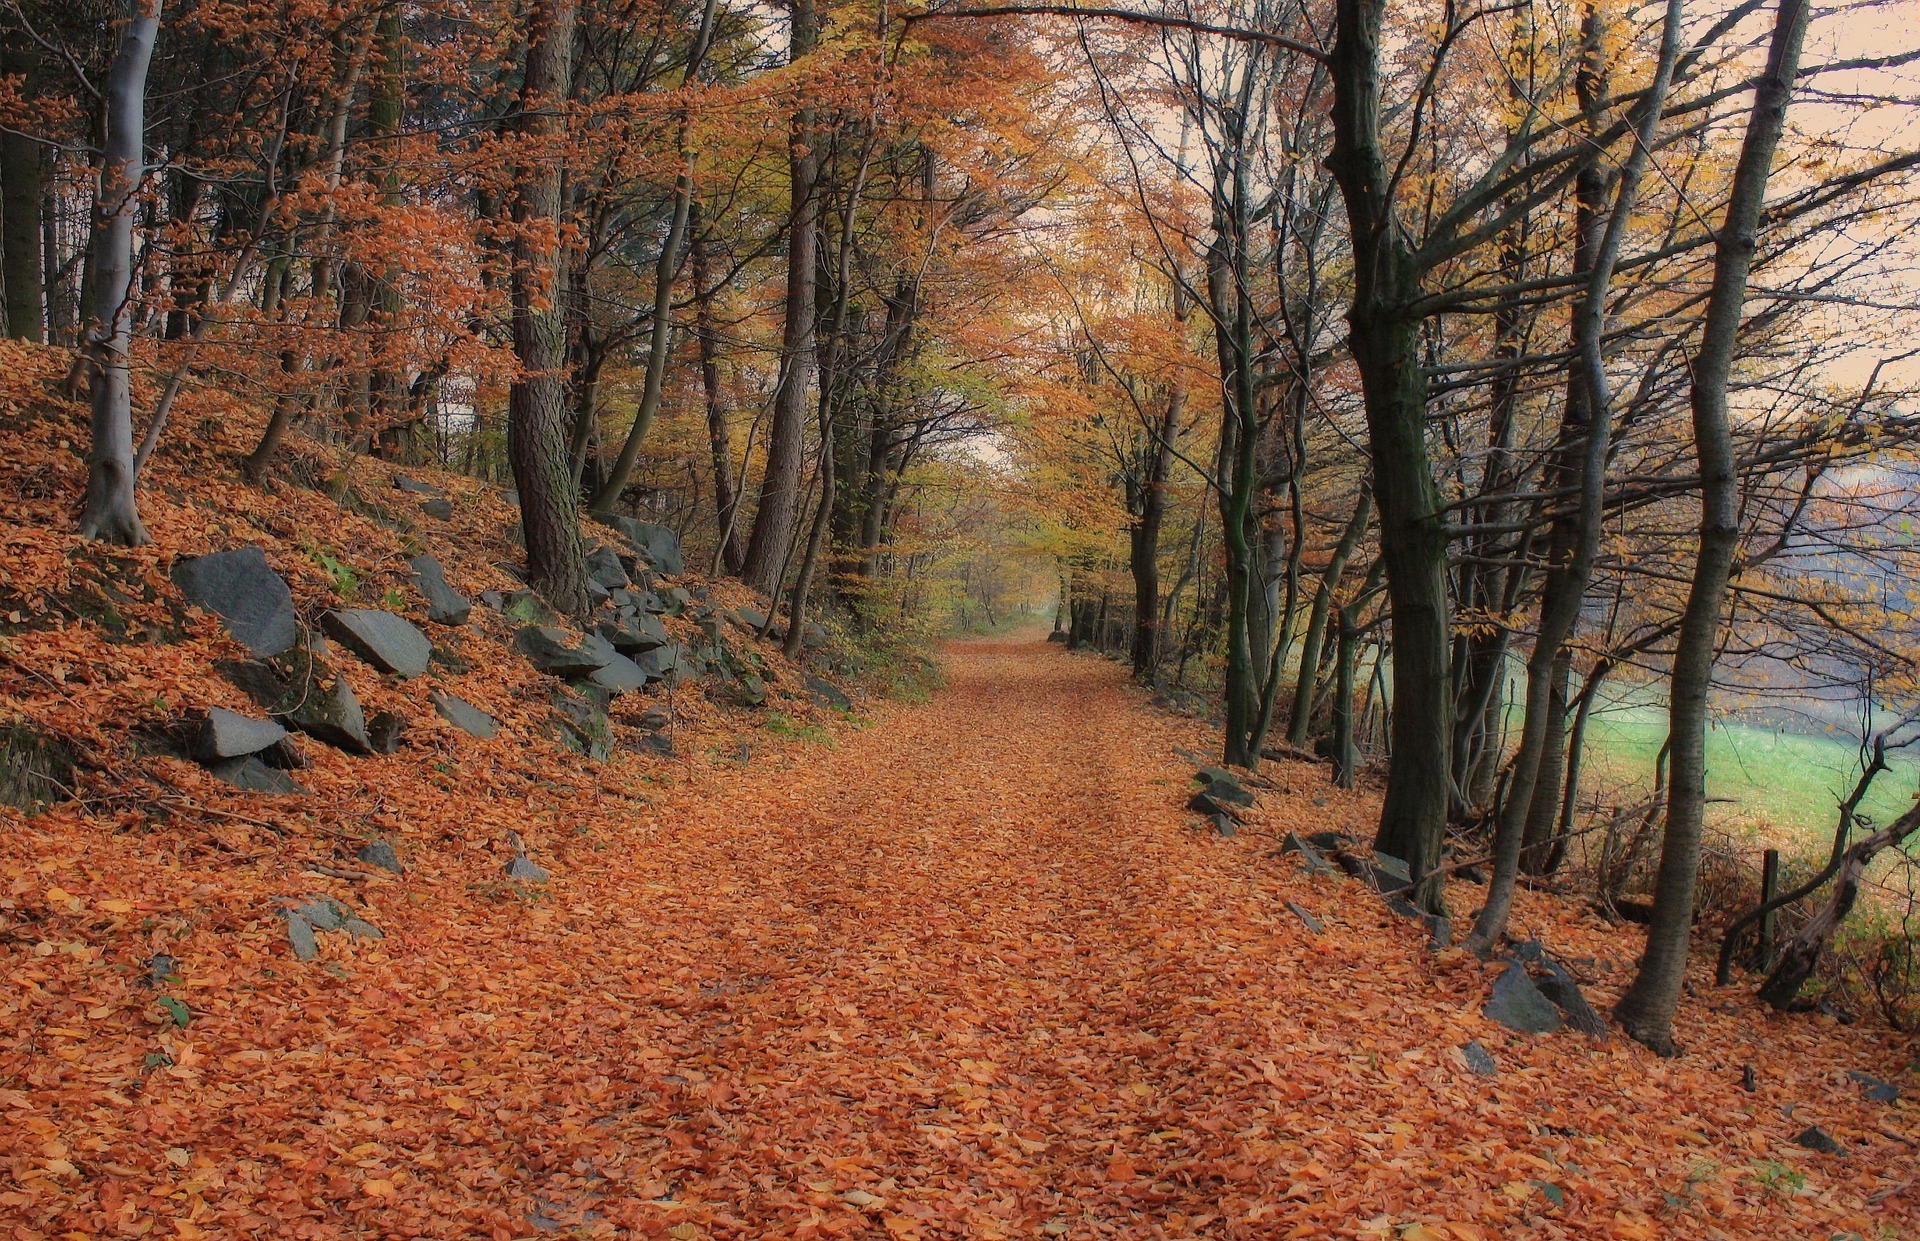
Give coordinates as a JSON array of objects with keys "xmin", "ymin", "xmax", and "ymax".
[{"xmin": 5, "ymin": 630, "xmax": 1917, "ymax": 1239}]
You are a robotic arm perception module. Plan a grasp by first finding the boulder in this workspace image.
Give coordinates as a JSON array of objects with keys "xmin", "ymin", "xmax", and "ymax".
[
  {"xmin": 207, "ymin": 756, "xmax": 306, "ymax": 795},
  {"xmin": 515, "ymin": 626, "xmax": 613, "ymax": 677},
  {"xmin": 709, "ymin": 669, "xmax": 767, "ymax": 709},
  {"xmin": 638, "ymin": 706, "xmax": 673, "ymax": 730},
  {"xmin": 1279, "ymin": 833, "xmax": 1331, "ymax": 876},
  {"xmin": 171, "ymin": 546, "xmax": 297, "ymax": 656},
  {"xmin": 391, "ymin": 474, "xmax": 445, "ymax": 498},
  {"xmin": 408, "ymin": 555, "xmax": 472, "ymax": 625},
  {"xmin": 226, "ymin": 649, "xmax": 373, "ymax": 754},
  {"xmin": 355, "ymin": 839, "xmax": 404, "ymax": 874},
  {"xmin": 280, "ymin": 910, "xmax": 319, "ymax": 961},
  {"xmin": 1847, "ymin": 1070, "xmax": 1899, "ymax": 1103},
  {"xmin": 420, "ymin": 497, "xmax": 454, "ymax": 520},
  {"xmin": 1370, "ymin": 852, "xmax": 1412, "ymax": 888},
  {"xmin": 639, "ymin": 730, "xmax": 674, "ymax": 757},
  {"xmin": 367, "ymin": 710, "xmax": 407, "ymax": 755},
  {"xmin": 1193, "ymin": 766, "xmax": 1254, "ymax": 807},
  {"xmin": 1792, "ymin": 1126, "xmax": 1843, "ymax": 1155},
  {"xmin": 636, "ymin": 643, "xmax": 688, "ymax": 685},
  {"xmin": 503, "ymin": 590, "xmax": 560, "ymax": 627},
  {"xmin": 806, "ymin": 675, "xmax": 851, "ymax": 711},
  {"xmin": 1187, "ymin": 789, "xmax": 1244, "ymax": 821},
  {"xmin": 585, "ymin": 545, "xmax": 630, "ymax": 591},
  {"xmin": 728, "ymin": 606, "xmax": 771, "ymax": 633},
  {"xmin": 505, "ymin": 854, "xmax": 549, "ymax": 881},
  {"xmin": 1533, "ymin": 961, "xmax": 1606, "ymax": 1038},
  {"xmin": 1046, "ymin": 630, "xmax": 1069, "ymax": 643},
  {"xmin": 588, "ymin": 652, "xmax": 649, "ymax": 695},
  {"xmin": 1461, "ymin": 1041, "xmax": 1498, "ymax": 1078},
  {"xmin": 1285, "ymin": 901, "xmax": 1323, "ymax": 933},
  {"xmin": 1484, "ymin": 961, "xmax": 1563, "ymax": 1035},
  {"xmin": 598, "ymin": 613, "xmax": 670, "ymax": 654},
  {"xmin": 549, "ymin": 690, "xmax": 613, "ymax": 760},
  {"xmin": 605, "ymin": 516, "xmax": 684, "ymax": 575},
  {"xmin": 431, "ymin": 690, "xmax": 498, "ymax": 740},
  {"xmin": 323, "ymin": 608, "xmax": 433, "ymax": 677},
  {"xmin": 195, "ymin": 707, "xmax": 288, "ymax": 761}
]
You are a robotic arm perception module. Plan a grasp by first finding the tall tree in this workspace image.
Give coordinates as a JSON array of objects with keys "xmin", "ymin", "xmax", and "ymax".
[
  {"xmin": 508, "ymin": 0, "xmax": 591, "ymax": 615},
  {"xmin": 77, "ymin": 0, "xmax": 161, "ymax": 547},
  {"xmin": 1615, "ymin": 0, "xmax": 1812, "ymax": 1054},
  {"xmin": 739, "ymin": 0, "xmax": 823, "ymax": 595}
]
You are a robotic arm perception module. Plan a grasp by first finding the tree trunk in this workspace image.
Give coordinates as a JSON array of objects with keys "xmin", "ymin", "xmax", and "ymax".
[
  {"xmin": 1615, "ymin": 0, "xmax": 1809, "ymax": 1054},
  {"xmin": 691, "ymin": 214, "xmax": 746, "ymax": 574},
  {"xmin": 77, "ymin": 0, "xmax": 161, "ymax": 547},
  {"xmin": 506, "ymin": 0, "xmax": 590, "ymax": 617},
  {"xmin": 0, "ymin": 32, "xmax": 43, "ymax": 342},
  {"xmin": 1288, "ymin": 485, "xmax": 1370, "ymax": 747},
  {"xmin": 739, "ymin": 0, "xmax": 821, "ymax": 595},
  {"xmin": 1130, "ymin": 385, "xmax": 1181, "ymax": 681},
  {"xmin": 1327, "ymin": 0, "xmax": 1451, "ymax": 911},
  {"xmin": 1756, "ymin": 801, "xmax": 1920, "ymax": 1009}
]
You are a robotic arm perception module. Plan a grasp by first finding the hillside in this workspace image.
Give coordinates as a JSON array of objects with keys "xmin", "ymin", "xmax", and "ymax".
[{"xmin": 2, "ymin": 343, "xmax": 1916, "ymax": 1237}]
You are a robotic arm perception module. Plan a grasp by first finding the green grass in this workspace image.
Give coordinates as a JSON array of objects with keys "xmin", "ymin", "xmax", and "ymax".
[{"xmin": 1577, "ymin": 697, "xmax": 1919, "ymax": 852}]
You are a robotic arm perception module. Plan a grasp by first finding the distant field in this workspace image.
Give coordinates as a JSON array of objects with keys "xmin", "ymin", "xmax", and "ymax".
[{"xmin": 1576, "ymin": 698, "xmax": 1920, "ymax": 857}]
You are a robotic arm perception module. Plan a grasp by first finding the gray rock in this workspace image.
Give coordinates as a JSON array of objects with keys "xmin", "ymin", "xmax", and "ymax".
[
  {"xmin": 1187, "ymin": 789, "xmax": 1244, "ymax": 821},
  {"xmin": 408, "ymin": 555, "xmax": 472, "ymax": 626},
  {"xmin": 1211, "ymin": 813, "xmax": 1237, "ymax": 837},
  {"xmin": 549, "ymin": 690, "xmax": 613, "ymax": 760},
  {"xmin": 295, "ymin": 897, "xmax": 347, "ymax": 930},
  {"xmin": 391, "ymin": 474, "xmax": 445, "ymax": 498},
  {"xmin": 431, "ymin": 690, "xmax": 498, "ymax": 740},
  {"xmin": 660, "ymin": 586, "xmax": 692, "ymax": 614},
  {"xmin": 515, "ymin": 626, "xmax": 613, "ymax": 677},
  {"xmin": 1285, "ymin": 901, "xmax": 1323, "ymax": 933},
  {"xmin": 1534, "ymin": 960, "xmax": 1607, "ymax": 1038},
  {"xmin": 356, "ymin": 839, "xmax": 404, "ymax": 874},
  {"xmin": 639, "ymin": 730, "xmax": 674, "ymax": 757},
  {"xmin": 1371, "ymin": 852, "xmax": 1412, "ymax": 887},
  {"xmin": 195, "ymin": 707, "xmax": 288, "ymax": 760},
  {"xmin": 802, "ymin": 621, "xmax": 828, "ymax": 648},
  {"xmin": 1792, "ymin": 1126, "xmax": 1843, "ymax": 1155},
  {"xmin": 1279, "ymin": 833, "xmax": 1331, "ymax": 875},
  {"xmin": 636, "ymin": 643, "xmax": 687, "ymax": 685},
  {"xmin": 367, "ymin": 710, "xmax": 407, "ymax": 755},
  {"xmin": 1193, "ymin": 766, "xmax": 1254, "ymax": 807},
  {"xmin": 171, "ymin": 546, "xmax": 297, "ymax": 656},
  {"xmin": 598, "ymin": 613, "xmax": 669, "ymax": 654},
  {"xmin": 728, "ymin": 606, "xmax": 771, "ymax": 633},
  {"xmin": 584, "ymin": 545, "xmax": 630, "ymax": 591},
  {"xmin": 1461, "ymin": 1041, "xmax": 1498, "ymax": 1078},
  {"xmin": 280, "ymin": 910, "xmax": 318, "ymax": 961},
  {"xmin": 806, "ymin": 675, "xmax": 851, "ymax": 711},
  {"xmin": 227, "ymin": 649, "xmax": 372, "ymax": 754},
  {"xmin": 1303, "ymin": 831, "xmax": 1351, "ymax": 851},
  {"xmin": 1046, "ymin": 630, "xmax": 1069, "ymax": 643},
  {"xmin": 635, "ymin": 589, "xmax": 668, "ymax": 615},
  {"xmin": 421, "ymin": 498, "xmax": 454, "ymax": 521},
  {"xmin": 604, "ymin": 516, "xmax": 684, "ymax": 576},
  {"xmin": 588, "ymin": 652, "xmax": 649, "ymax": 695},
  {"xmin": 505, "ymin": 854, "xmax": 549, "ymax": 882},
  {"xmin": 322, "ymin": 609, "xmax": 433, "ymax": 677},
  {"xmin": 340, "ymin": 917, "xmax": 383, "ymax": 939},
  {"xmin": 503, "ymin": 590, "xmax": 560, "ymax": 627},
  {"xmin": 1425, "ymin": 914, "xmax": 1453, "ymax": 950},
  {"xmin": 207, "ymin": 755, "xmax": 306, "ymax": 794},
  {"xmin": 1847, "ymin": 1070, "xmax": 1899, "ymax": 1103},
  {"xmin": 638, "ymin": 707, "xmax": 672, "ymax": 730},
  {"xmin": 1484, "ymin": 961, "xmax": 1564, "ymax": 1035}
]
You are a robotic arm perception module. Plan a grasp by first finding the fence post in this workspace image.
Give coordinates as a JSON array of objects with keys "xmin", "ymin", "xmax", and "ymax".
[{"xmin": 1758, "ymin": 848, "xmax": 1780, "ymax": 964}]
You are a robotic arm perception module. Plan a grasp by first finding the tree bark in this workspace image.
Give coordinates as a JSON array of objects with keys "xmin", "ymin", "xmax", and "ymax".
[
  {"xmin": 506, "ymin": 0, "xmax": 590, "ymax": 617},
  {"xmin": 1326, "ymin": 0, "xmax": 1450, "ymax": 910},
  {"xmin": 739, "ymin": 0, "xmax": 821, "ymax": 595},
  {"xmin": 1287, "ymin": 485, "xmax": 1370, "ymax": 747},
  {"xmin": 77, "ymin": 0, "xmax": 162, "ymax": 547},
  {"xmin": 0, "ymin": 31, "xmax": 43, "ymax": 342},
  {"xmin": 691, "ymin": 213, "xmax": 746, "ymax": 574},
  {"xmin": 1615, "ymin": 0, "xmax": 1809, "ymax": 1053},
  {"xmin": 1129, "ymin": 385, "xmax": 1181, "ymax": 681}
]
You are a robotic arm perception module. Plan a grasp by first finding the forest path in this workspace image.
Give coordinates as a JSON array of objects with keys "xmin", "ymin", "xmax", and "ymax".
[{"xmin": 35, "ymin": 638, "xmax": 1911, "ymax": 1239}]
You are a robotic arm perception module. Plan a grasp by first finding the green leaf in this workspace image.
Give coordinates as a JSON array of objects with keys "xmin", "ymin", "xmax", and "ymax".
[
  {"xmin": 1530, "ymin": 1180, "xmax": 1565, "ymax": 1206},
  {"xmin": 157, "ymin": 996, "xmax": 191, "ymax": 1027}
]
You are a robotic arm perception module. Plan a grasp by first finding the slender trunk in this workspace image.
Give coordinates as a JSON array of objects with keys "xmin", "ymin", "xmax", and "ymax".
[
  {"xmin": 77, "ymin": 0, "xmax": 161, "ymax": 546},
  {"xmin": 1130, "ymin": 385, "xmax": 1181, "ymax": 680},
  {"xmin": 507, "ymin": 0, "xmax": 590, "ymax": 617},
  {"xmin": 691, "ymin": 214, "xmax": 745, "ymax": 573},
  {"xmin": 740, "ymin": 0, "xmax": 821, "ymax": 594},
  {"xmin": 1616, "ymin": 0, "xmax": 1809, "ymax": 1053},
  {"xmin": 0, "ymin": 32, "xmax": 43, "ymax": 342},
  {"xmin": 1467, "ymin": 0, "xmax": 1684, "ymax": 954},
  {"xmin": 1288, "ymin": 485, "xmax": 1371, "ymax": 746},
  {"xmin": 1757, "ymin": 802, "xmax": 1920, "ymax": 1009}
]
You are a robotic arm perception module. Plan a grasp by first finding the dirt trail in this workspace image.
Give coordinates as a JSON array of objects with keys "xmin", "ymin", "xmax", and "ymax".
[{"xmin": 8, "ymin": 637, "xmax": 1913, "ymax": 1239}]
